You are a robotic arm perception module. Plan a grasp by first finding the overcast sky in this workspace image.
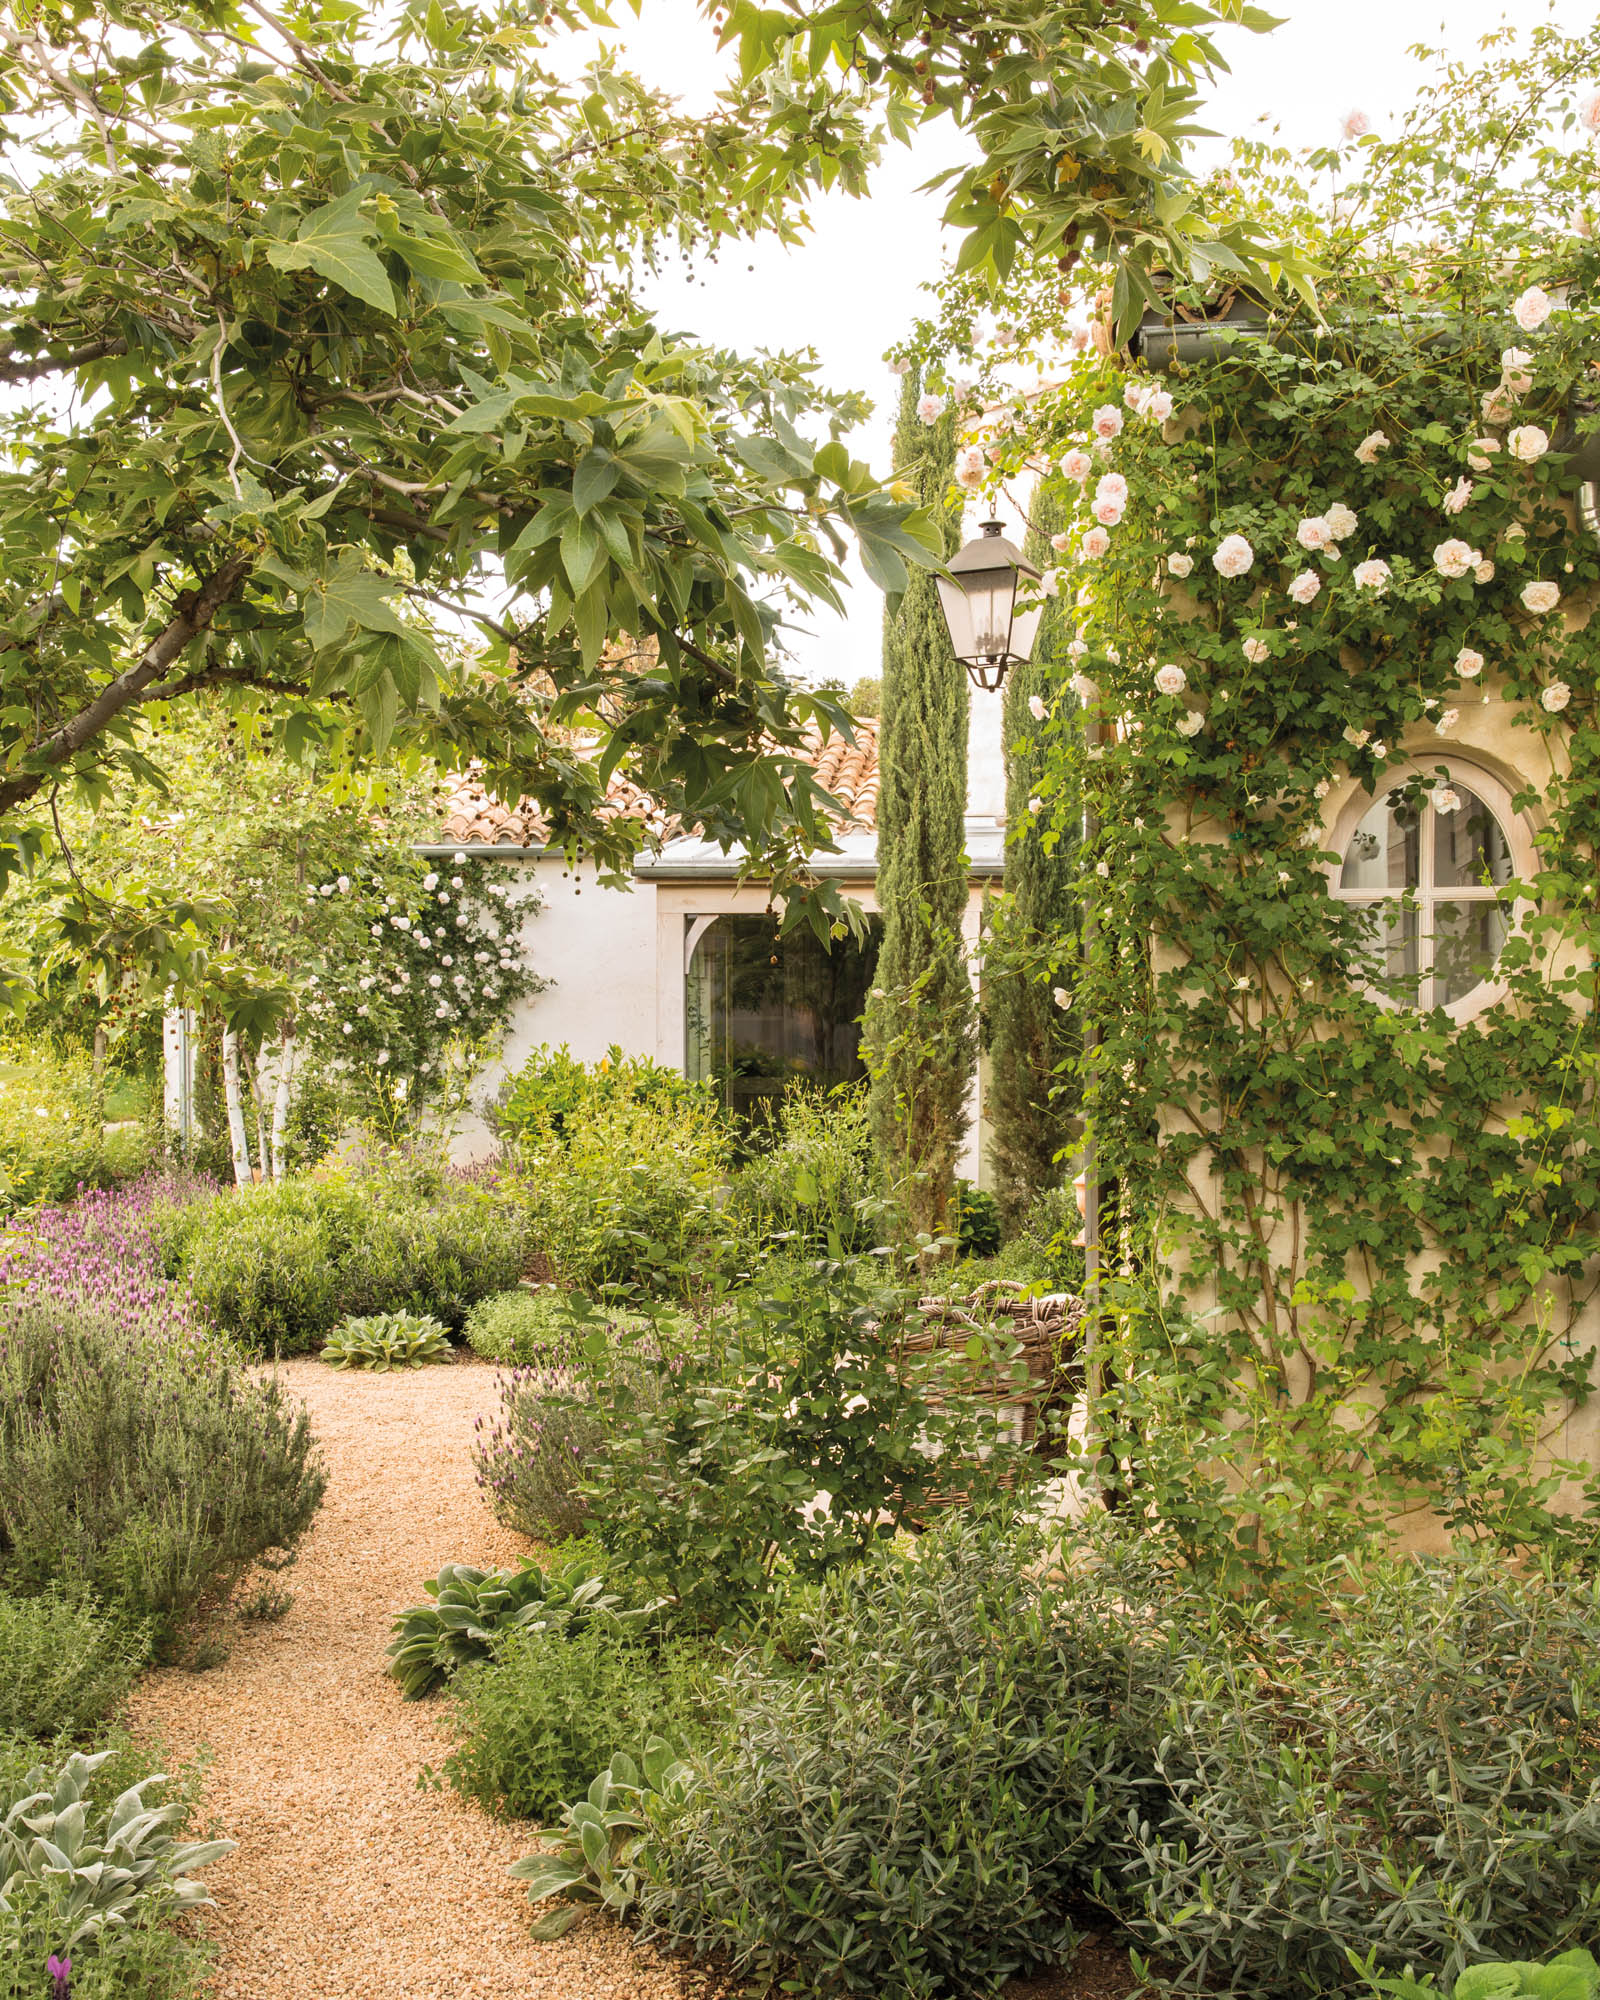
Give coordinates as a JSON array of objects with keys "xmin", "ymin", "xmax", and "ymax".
[{"xmin": 598, "ymin": 0, "xmax": 1597, "ymax": 689}]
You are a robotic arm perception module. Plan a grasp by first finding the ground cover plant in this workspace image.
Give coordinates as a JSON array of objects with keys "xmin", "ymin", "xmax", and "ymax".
[
  {"xmin": 462, "ymin": 1288, "xmax": 576, "ymax": 1365},
  {"xmin": 0, "ymin": 1590, "xmax": 146, "ymax": 1742}
]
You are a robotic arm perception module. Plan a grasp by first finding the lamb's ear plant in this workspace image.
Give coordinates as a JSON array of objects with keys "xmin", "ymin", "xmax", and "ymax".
[
  {"xmin": 508, "ymin": 1737, "xmax": 696, "ymax": 1940},
  {"xmin": 1365, "ymin": 1948, "xmax": 1600, "ymax": 1999},
  {"xmin": 0, "ymin": 1748, "xmax": 235, "ymax": 1951},
  {"xmin": 321, "ymin": 1310, "xmax": 453, "ymax": 1371}
]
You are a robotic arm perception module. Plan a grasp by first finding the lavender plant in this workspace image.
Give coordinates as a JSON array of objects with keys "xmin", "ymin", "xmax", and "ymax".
[{"xmin": 473, "ymin": 1360, "xmax": 605, "ymax": 1542}]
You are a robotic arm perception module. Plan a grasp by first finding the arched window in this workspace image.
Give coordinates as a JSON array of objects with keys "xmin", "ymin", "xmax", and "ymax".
[{"xmin": 1330, "ymin": 761, "xmax": 1525, "ymax": 1019}]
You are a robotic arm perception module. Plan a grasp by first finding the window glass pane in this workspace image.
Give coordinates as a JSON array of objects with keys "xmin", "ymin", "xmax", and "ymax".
[
  {"xmin": 1432, "ymin": 900, "xmax": 1509, "ymax": 1006},
  {"xmin": 1349, "ymin": 900, "xmax": 1421, "ymax": 1001},
  {"xmin": 1433, "ymin": 786, "xmax": 1514, "ymax": 890},
  {"xmin": 685, "ymin": 915, "xmax": 882, "ymax": 1122},
  {"xmin": 1341, "ymin": 791, "xmax": 1420, "ymax": 892}
]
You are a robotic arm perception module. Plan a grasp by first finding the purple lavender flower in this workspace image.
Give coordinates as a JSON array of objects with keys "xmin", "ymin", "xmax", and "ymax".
[{"xmin": 47, "ymin": 1954, "xmax": 71, "ymax": 1999}]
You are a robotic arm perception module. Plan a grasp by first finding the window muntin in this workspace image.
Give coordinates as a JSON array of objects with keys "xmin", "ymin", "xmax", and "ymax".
[{"xmin": 1332, "ymin": 772, "xmax": 1519, "ymax": 1016}]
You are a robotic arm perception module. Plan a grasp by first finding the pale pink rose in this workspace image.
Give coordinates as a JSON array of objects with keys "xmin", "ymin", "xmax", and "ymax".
[
  {"xmin": 1069, "ymin": 671, "xmax": 1097, "ymax": 700},
  {"xmin": 1521, "ymin": 579, "xmax": 1561, "ymax": 615},
  {"xmin": 1582, "ymin": 92, "xmax": 1600, "ymax": 133},
  {"xmin": 1433, "ymin": 539, "xmax": 1479, "ymax": 580},
  {"xmin": 1176, "ymin": 710, "xmax": 1204, "ymax": 738},
  {"xmin": 1059, "ymin": 448, "xmax": 1094, "ymax": 482},
  {"xmin": 1442, "ymin": 478, "xmax": 1473, "ymax": 515},
  {"xmin": 1542, "ymin": 680, "xmax": 1572, "ymax": 713},
  {"xmin": 1081, "ymin": 525, "xmax": 1111, "ymax": 560},
  {"xmin": 1096, "ymin": 472, "xmax": 1128, "ymax": 504},
  {"xmin": 1242, "ymin": 637, "xmax": 1270, "ymax": 664},
  {"xmin": 1154, "ymin": 663, "xmax": 1187, "ymax": 696},
  {"xmin": 1508, "ymin": 424, "xmax": 1549, "ymax": 463},
  {"xmin": 1474, "ymin": 559, "xmax": 1495, "ymax": 585},
  {"xmin": 1325, "ymin": 502, "xmax": 1358, "ymax": 540},
  {"xmin": 1167, "ymin": 552, "xmax": 1194, "ymax": 578},
  {"xmin": 1145, "ymin": 390, "xmax": 1174, "ymax": 422},
  {"xmin": 1431, "ymin": 786, "xmax": 1462, "ymax": 815},
  {"xmin": 1041, "ymin": 568, "xmax": 1062, "ymax": 599},
  {"xmin": 1050, "ymin": 532, "xmax": 1070, "ymax": 553},
  {"xmin": 1355, "ymin": 431, "xmax": 1389, "ymax": 465},
  {"xmin": 1296, "ymin": 515, "xmax": 1334, "ymax": 552},
  {"xmin": 1213, "ymin": 533, "xmax": 1254, "ymax": 578},
  {"xmin": 1092, "ymin": 404, "xmax": 1125, "ymax": 440},
  {"xmin": 1052, "ymin": 985, "xmax": 1070, "ymax": 1008},
  {"xmin": 1455, "ymin": 647, "xmax": 1485, "ymax": 678},
  {"xmin": 889, "ymin": 358, "xmax": 912, "ymax": 377},
  {"xmin": 1500, "ymin": 347, "xmax": 1534, "ymax": 395},
  {"xmin": 1467, "ymin": 437, "xmax": 1501, "ymax": 471},
  {"xmin": 1123, "ymin": 382, "xmax": 1150, "ymax": 413},
  {"xmin": 1092, "ymin": 497, "xmax": 1124, "ymax": 527},
  {"xmin": 1371, "ymin": 741, "xmax": 1389, "ymax": 761},
  {"xmin": 1028, "ymin": 694, "xmax": 1048, "ymax": 721},
  {"xmin": 1434, "ymin": 708, "xmax": 1459, "ymax": 736},
  {"xmin": 916, "ymin": 393, "xmax": 946, "ymax": 422},
  {"xmin": 1287, "ymin": 570, "xmax": 1321, "ymax": 606},
  {"xmin": 1342, "ymin": 109, "xmax": 1370, "ymax": 138},
  {"xmin": 1070, "ymin": 327, "xmax": 1090, "ymax": 354},
  {"xmin": 1353, "ymin": 558, "xmax": 1391, "ymax": 592},
  {"xmin": 1067, "ymin": 639, "xmax": 1088, "ymax": 662},
  {"xmin": 956, "ymin": 443, "xmax": 988, "ymax": 486},
  {"xmin": 1512, "ymin": 284, "xmax": 1553, "ymax": 332},
  {"xmin": 1343, "ymin": 725, "xmax": 1371, "ymax": 749},
  {"xmin": 1482, "ymin": 387, "xmax": 1515, "ymax": 425}
]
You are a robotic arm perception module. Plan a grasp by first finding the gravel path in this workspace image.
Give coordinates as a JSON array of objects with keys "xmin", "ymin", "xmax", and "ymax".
[{"xmin": 129, "ymin": 1356, "xmax": 725, "ymax": 2000}]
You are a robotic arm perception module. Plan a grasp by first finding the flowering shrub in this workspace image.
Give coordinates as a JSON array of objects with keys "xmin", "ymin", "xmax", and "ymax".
[
  {"xmin": 957, "ymin": 27, "xmax": 1600, "ymax": 1582},
  {"xmin": 0, "ymin": 1294, "xmax": 324, "ymax": 1649},
  {"xmin": 474, "ymin": 1355, "xmax": 618, "ymax": 1541}
]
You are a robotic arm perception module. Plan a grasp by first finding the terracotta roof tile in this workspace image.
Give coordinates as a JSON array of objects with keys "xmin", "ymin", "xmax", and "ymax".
[{"xmin": 438, "ymin": 718, "xmax": 879, "ymax": 850}]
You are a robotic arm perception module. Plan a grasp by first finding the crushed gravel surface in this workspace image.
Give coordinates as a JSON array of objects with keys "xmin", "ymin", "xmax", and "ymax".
[
  {"xmin": 128, "ymin": 1356, "xmax": 732, "ymax": 2000},
  {"xmin": 130, "ymin": 1353, "xmax": 1140, "ymax": 2000}
]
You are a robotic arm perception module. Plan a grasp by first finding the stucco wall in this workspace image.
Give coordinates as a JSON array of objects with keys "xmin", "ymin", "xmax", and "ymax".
[{"xmin": 455, "ymin": 854, "xmax": 659, "ymax": 1157}]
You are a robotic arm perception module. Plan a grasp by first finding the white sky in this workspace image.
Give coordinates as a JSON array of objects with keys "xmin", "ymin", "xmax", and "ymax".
[{"xmin": 599, "ymin": 0, "xmax": 1597, "ymax": 688}]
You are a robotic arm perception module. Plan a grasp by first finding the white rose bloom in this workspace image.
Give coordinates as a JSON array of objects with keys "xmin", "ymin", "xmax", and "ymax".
[
  {"xmin": 1070, "ymin": 673, "xmax": 1099, "ymax": 702},
  {"xmin": 1433, "ymin": 539, "xmax": 1479, "ymax": 580},
  {"xmin": 457, "ymin": 914, "xmax": 469, "ymax": 927},
  {"xmin": 1288, "ymin": 571, "xmax": 1321, "ymax": 606},
  {"xmin": 475, "ymin": 952, "xmax": 490, "ymax": 964},
  {"xmin": 1028, "ymin": 695, "xmax": 1048, "ymax": 721},
  {"xmin": 1455, "ymin": 647, "xmax": 1485, "ymax": 678},
  {"xmin": 377, "ymin": 1050, "xmax": 390, "ymax": 1066},
  {"xmin": 1435, "ymin": 708, "xmax": 1460, "ymax": 735},
  {"xmin": 1296, "ymin": 515, "xmax": 1334, "ymax": 552},
  {"xmin": 1511, "ymin": 284, "xmax": 1553, "ymax": 332},
  {"xmin": 1041, "ymin": 568, "xmax": 1062, "ymax": 598},
  {"xmin": 1442, "ymin": 479, "xmax": 1473, "ymax": 515},
  {"xmin": 428, "ymin": 973, "xmax": 443, "ymax": 988},
  {"xmin": 1095, "ymin": 860, "xmax": 1110, "ymax": 878},
  {"xmin": 1067, "ymin": 639, "xmax": 1089, "ymax": 662},
  {"xmin": 1343, "ymin": 725, "xmax": 1372, "ymax": 749},
  {"xmin": 1146, "ymin": 390, "xmax": 1174, "ymax": 422},
  {"xmin": 1052, "ymin": 986, "xmax": 1070, "ymax": 1008},
  {"xmin": 1542, "ymin": 680, "xmax": 1572, "ymax": 713},
  {"xmin": 1092, "ymin": 404, "xmax": 1124, "ymax": 440},
  {"xmin": 1081, "ymin": 526, "xmax": 1111, "ymax": 560},
  {"xmin": 1482, "ymin": 387, "xmax": 1515, "ymax": 425},
  {"xmin": 1325, "ymin": 502, "xmax": 1358, "ymax": 540},
  {"xmin": 1313, "ymin": 779, "xmax": 1331, "ymax": 799},
  {"xmin": 1474, "ymin": 559, "xmax": 1496, "ymax": 585},
  {"xmin": 369, "ymin": 925, "xmax": 383, "ymax": 939},
  {"xmin": 1167, "ymin": 552, "xmax": 1195, "ymax": 578},
  {"xmin": 1521, "ymin": 580, "xmax": 1561, "ymax": 615},
  {"xmin": 1352, "ymin": 559, "xmax": 1392, "ymax": 593},
  {"xmin": 1507, "ymin": 424, "xmax": 1550, "ymax": 463},
  {"xmin": 1371, "ymin": 741, "xmax": 1389, "ymax": 760},
  {"xmin": 1354, "ymin": 431, "xmax": 1390, "ymax": 465},
  {"xmin": 1154, "ymin": 664, "xmax": 1187, "ymax": 695},
  {"xmin": 453, "ymin": 851, "xmax": 467, "ymax": 863},
  {"xmin": 1432, "ymin": 786, "xmax": 1462, "ymax": 815},
  {"xmin": 1213, "ymin": 533, "xmax": 1255, "ymax": 578},
  {"xmin": 392, "ymin": 915, "xmax": 411, "ymax": 929},
  {"xmin": 1242, "ymin": 637, "xmax": 1270, "ymax": 664},
  {"xmin": 422, "ymin": 873, "xmax": 438, "ymax": 890},
  {"xmin": 1176, "ymin": 710, "xmax": 1204, "ymax": 738},
  {"xmin": 341, "ymin": 1022, "xmax": 353, "ymax": 1035},
  {"xmin": 452, "ymin": 876, "xmax": 464, "ymax": 889},
  {"xmin": 1050, "ymin": 532, "xmax": 1070, "ymax": 553},
  {"xmin": 1466, "ymin": 437, "xmax": 1501, "ymax": 471}
]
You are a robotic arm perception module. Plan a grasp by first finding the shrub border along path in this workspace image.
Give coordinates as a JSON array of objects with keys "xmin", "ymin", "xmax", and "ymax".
[{"xmin": 129, "ymin": 1357, "xmax": 723, "ymax": 2000}]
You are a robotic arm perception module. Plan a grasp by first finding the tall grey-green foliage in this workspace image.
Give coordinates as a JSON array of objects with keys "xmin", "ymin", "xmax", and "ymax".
[
  {"xmin": 985, "ymin": 480, "xmax": 1080, "ymax": 1225},
  {"xmin": 861, "ymin": 371, "xmax": 975, "ymax": 1239}
]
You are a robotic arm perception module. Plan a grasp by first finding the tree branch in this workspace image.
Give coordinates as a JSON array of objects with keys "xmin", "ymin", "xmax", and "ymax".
[
  {"xmin": 0, "ymin": 554, "xmax": 253, "ymax": 820},
  {"xmin": 0, "ymin": 335, "xmax": 130, "ymax": 383}
]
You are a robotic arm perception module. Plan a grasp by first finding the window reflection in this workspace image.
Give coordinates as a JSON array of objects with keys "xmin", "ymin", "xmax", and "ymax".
[
  {"xmin": 1434, "ymin": 787, "xmax": 1513, "ymax": 890},
  {"xmin": 1432, "ymin": 901, "xmax": 1509, "ymax": 1006},
  {"xmin": 1341, "ymin": 791, "xmax": 1420, "ymax": 892}
]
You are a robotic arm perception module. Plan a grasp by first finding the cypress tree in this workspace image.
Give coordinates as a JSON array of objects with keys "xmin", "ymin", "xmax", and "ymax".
[
  {"xmin": 983, "ymin": 479, "xmax": 1080, "ymax": 1227},
  {"xmin": 861, "ymin": 368, "xmax": 976, "ymax": 1241}
]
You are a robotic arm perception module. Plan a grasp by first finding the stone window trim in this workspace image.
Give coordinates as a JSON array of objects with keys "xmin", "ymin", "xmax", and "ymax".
[{"xmin": 1324, "ymin": 753, "xmax": 1537, "ymax": 1024}]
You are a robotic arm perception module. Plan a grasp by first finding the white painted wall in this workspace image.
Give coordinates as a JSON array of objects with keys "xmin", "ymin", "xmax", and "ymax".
[{"xmin": 456, "ymin": 854, "xmax": 660, "ymax": 1156}]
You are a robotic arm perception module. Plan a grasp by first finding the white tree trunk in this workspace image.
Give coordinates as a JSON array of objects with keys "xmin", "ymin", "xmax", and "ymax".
[
  {"xmin": 269, "ymin": 1035, "xmax": 295, "ymax": 1181},
  {"xmin": 250, "ymin": 1046, "xmax": 270, "ymax": 1181},
  {"xmin": 220, "ymin": 1026, "xmax": 253, "ymax": 1186}
]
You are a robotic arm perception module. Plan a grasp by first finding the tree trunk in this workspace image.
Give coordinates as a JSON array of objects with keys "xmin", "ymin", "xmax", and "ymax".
[
  {"xmin": 269, "ymin": 1035, "xmax": 295, "ymax": 1180},
  {"xmin": 221, "ymin": 1025, "xmax": 253, "ymax": 1186}
]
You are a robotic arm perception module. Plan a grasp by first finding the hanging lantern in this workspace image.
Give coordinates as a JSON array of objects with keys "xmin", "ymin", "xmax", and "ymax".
[{"xmin": 934, "ymin": 520, "xmax": 1045, "ymax": 691}]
